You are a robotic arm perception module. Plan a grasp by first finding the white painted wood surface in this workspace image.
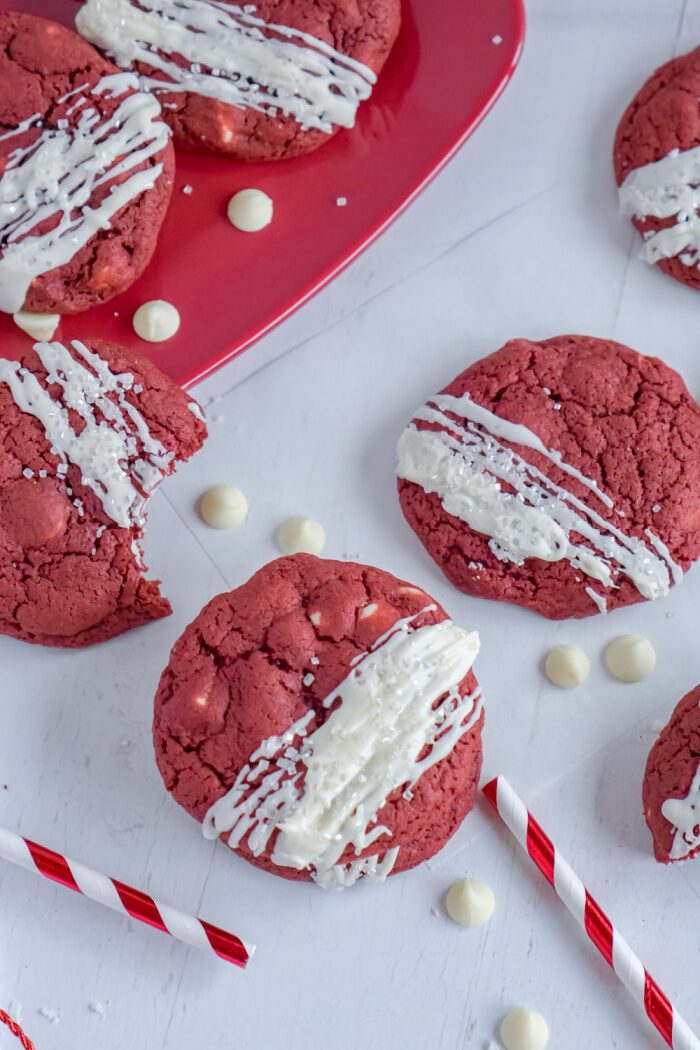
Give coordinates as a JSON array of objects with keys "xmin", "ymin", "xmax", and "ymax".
[{"xmin": 2, "ymin": 2, "xmax": 700, "ymax": 1047}]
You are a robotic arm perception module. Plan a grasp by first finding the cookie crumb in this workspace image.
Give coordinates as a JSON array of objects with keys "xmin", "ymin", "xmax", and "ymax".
[{"xmin": 38, "ymin": 1006, "xmax": 61, "ymax": 1024}]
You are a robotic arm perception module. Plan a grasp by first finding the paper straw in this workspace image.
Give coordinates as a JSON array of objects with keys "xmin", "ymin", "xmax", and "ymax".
[
  {"xmin": 0, "ymin": 825, "xmax": 254, "ymax": 968},
  {"xmin": 483, "ymin": 776, "xmax": 699, "ymax": 1050}
]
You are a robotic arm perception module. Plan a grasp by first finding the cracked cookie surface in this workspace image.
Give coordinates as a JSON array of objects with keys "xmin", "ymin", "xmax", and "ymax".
[
  {"xmin": 614, "ymin": 46, "xmax": 700, "ymax": 292},
  {"xmin": 94, "ymin": 0, "xmax": 401, "ymax": 160},
  {"xmin": 153, "ymin": 554, "xmax": 483, "ymax": 882},
  {"xmin": 397, "ymin": 335, "xmax": 700, "ymax": 619},
  {"xmin": 0, "ymin": 337, "xmax": 206, "ymax": 647},
  {"xmin": 644, "ymin": 684, "xmax": 700, "ymax": 863},
  {"xmin": 0, "ymin": 12, "xmax": 175, "ymax": 314}
]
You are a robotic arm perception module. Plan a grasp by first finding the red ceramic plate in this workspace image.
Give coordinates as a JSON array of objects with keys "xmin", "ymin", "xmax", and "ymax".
[{"xmin": 0, "ymin": 0, "xmax": 525, "ymax": 387}]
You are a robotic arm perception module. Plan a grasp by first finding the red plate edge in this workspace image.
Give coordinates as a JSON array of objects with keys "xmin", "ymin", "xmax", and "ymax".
[{"xmin": 1, "ymin": 0, "xmax": 526, "ymax": 390}]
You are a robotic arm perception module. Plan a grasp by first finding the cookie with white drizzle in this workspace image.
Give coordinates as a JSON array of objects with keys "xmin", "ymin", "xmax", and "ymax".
[
  {"xmin": 153, "ymin": 554, "xmax": 483, "ymax": 888},
  {"xmin": 0, "ymin": 337, "xmax": 206, "ymax": 647},
  {"xmin": 76, "ymin": 0, "xmax": 401, "ymax": 161},
  {"xmin": 615, "ymin": 46, "xmax": 700, "ymax": 292},
  {"xmin": 397, "ymin": 335, "xmax": 700, "ymax": 619},
  {"xmin": 0, "ymin": 12, "xmax": 174, "ymax": 314},
  {"xmin": 644, "ymin": 684, "xmax": 700, "ymax": 864}
]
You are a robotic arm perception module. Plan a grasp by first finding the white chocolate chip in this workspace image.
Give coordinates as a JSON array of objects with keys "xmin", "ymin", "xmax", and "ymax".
[
  {"xmin": 605, "ymin": 635, "xmax": 656, "ymax": 683},
  {"xmin": 276, "ymin": 516, "xmax": 325, "ymax": 556},
  {"xmin": 358, "ymin": 603, "xmax": 379, "ymax": 619},
  {"xmin": 227, "ymin": 188, "xmax": 273, "ymax": 232},
  {"xmin": 445, "ymin": 878, "xmax": 495, "ymax": 927},
  {"xmin": 199, "ymin": 486, "xmax": 248, "ymax": 529},
  {"xmin": 309, "ymin": 611, "xmax": 321, "ymax": 627},
  {"xmin": 133, "ymin": 300, "xmax": 180, "ymax": 342},
  {"xmin": 13, "ymin": 311, "xmax": 60, "ymax": 341},
  {"xmin": 544, "ymin": 645, "xmax": 590, "ymax": 689},
  {"xmin": 500, "ymin": 1008, "xmax": 550, "ymax": 1050}
]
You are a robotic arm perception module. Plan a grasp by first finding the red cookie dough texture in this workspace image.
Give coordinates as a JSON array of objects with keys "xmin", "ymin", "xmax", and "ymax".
[
  {"xmin": 397, "ymin": 335, "xmax": 700, "ymax": 619},
  {"xmin": 153, "ymin": 554, "xmax": 484, "ymax": 882},
  {"xmin": 644, "ymin": 685, "xmax": 700, "ymax": 864},
  {"xmin": 614, "ymin": 46, "xmax": 700, "ymax": 292},
  {"xmin": 0, "ymin": 12, "xmax": 174, "ymax": 314},
  {"xmin": 82, "ymin": 0, "xmax": 401, "ymax": 160},
  {"xmin": 0, "ymin": 338, "xmax": 206, "ymax": 647}
]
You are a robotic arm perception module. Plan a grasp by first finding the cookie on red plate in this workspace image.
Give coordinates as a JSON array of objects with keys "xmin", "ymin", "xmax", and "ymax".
[
  {"xmin": 76, "ymin": 0, "xmax": 401, "ymax": 160},
  {"xmin": 0, "ymin": 337, "xmax": 206, "ymax": 647},
  {"xmin": 397, "ymin": 335, "xmax": 700, "ymax": 619},
  {"xmin": 153, "ymin": 554, "xmax": 483, "ymax": 888},
  {"xmin": 0, "ymin": 11, "xmax": 174, "ymax": 315},
  {"xmin": 644, "ymin": 685, "xmax": 700, "ymax": 863},
  {"xmin": 615, "ymin": 46, "xmax": 700, "ymax": 291}
]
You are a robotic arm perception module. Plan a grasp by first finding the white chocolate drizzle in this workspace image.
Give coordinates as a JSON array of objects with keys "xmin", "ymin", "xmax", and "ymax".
[
  {"xmin": 0, "ymin": 340, "xmax": 173, "ymax": 528},
  {"xmin": 619, "ymin": 146, "xmax": 700, "ymax": 269},
  {"xmin": 76, "ymin": 0, "xmax": 376, "ymax": 134},
  {"xmin": 662, "ymin": 708, "xmax": 700, "ymax": 861},
  {"xmin": 311, "ymin": 847, "xmax": 400, "ymax": 890},
  {"xmin": 396, "ymin": 392, "xmax": 682, "ymax": 607},
  {"xmin": 203, "ymin": 609, "xmax": 482, "ymax": 889},
  {"xmin": 0, "ymin": 73, "xmax": 169, "ymax": 313}
]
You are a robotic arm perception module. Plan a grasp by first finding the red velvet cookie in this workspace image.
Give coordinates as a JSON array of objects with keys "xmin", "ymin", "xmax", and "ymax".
[
  {"xmin": 0, "ymin": 337, "xmax": 206, "ymax": 647},
  {"xmin": 76, "ymin": 0, "xmax": 401, "ymax": 161},
  {"xmin": 153, "ymin": 554, "xmax": 484, "ymax": 887},
  {"xmin": 0, "ymin": 12, "xmax": 174, "ymax": 315},
  {"xmin": 644, "ymin": 685, "xmax": 700, "ymax": 864},
  {"xmin": 397, "ymin": 335, "xmax": 700, "ymax": 619},
  {"xmin": 614, "ymin": 46, "xmax": 700, "ymax": 292}
]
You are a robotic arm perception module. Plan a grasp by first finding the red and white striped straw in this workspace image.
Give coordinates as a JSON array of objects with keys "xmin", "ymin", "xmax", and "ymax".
[
  {"xmin": 483, "ymin": 776, "xmax": 699, "ymax": 1050},
  {"xmin": 0, "ymin": 825, "xmax": 254, "ymax": 969}
]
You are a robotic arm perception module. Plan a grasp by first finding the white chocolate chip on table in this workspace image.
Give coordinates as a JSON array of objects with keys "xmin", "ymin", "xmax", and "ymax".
[
  {"xmin": 445, "ymin": 877, "xmax": 495, "ymax": 927},
  {"xmin": 133, "ymin": 300, "xmax": 181, "ymax": 342},
  {"xmin": 276, "ymin": 516, "xmax": 325, "ymax": 556},
  {"xmin": 544, "ymin": 645, "xmax": 590, "ymax": 688},
  {"xmin": 227, "ymin": 189, "xmax": 273, "ymax": 232},
  {"xmin": 500, "ymin": 1007, "xmax": 550, "ymax": 1050},
  {"xmin": 605, "ymin": 634, "xmax": 656, "ymax": 682},
  {"xmin": 13, "ymin": 311, "xmax": 60, "ymax": 341},
  {"xmin": 199, "ymin": 486, "xmax": 249, "ymax": 529}
]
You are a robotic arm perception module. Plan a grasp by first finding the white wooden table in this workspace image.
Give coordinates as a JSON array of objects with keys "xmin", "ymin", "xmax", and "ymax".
[{"xmin": 2, "ymin": 2, "xmax": 699, "ymax": 1047}]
